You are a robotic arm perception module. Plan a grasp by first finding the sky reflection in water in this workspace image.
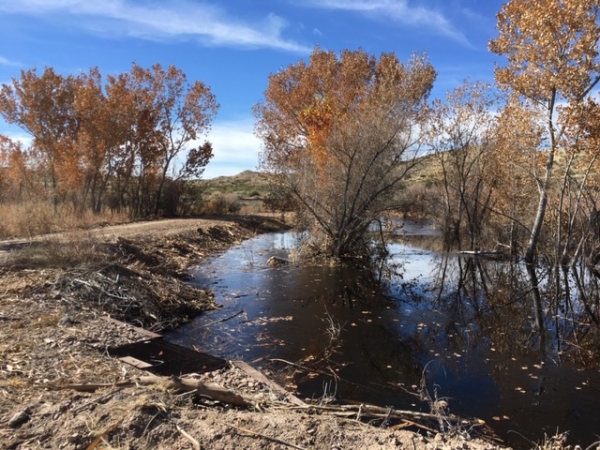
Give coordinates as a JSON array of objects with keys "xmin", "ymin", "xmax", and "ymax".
[{"xmin": 167, "ymin": 225, "xmax": 600, "ymax": 448}]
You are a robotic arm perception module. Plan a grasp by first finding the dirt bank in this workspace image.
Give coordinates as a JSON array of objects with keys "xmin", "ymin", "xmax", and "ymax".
[{"xmin": 0, "ymin": 215, "xmax": 508, "ymax": 449}]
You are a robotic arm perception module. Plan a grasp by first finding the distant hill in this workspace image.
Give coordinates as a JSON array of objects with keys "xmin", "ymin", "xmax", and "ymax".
[
  {"xmin": 199, "ymin": 170, "xmax": 271, "ymax": 198},
  {"xmin": 197, "ymin": 155, "xmax": 443, "ymax": 200},
  {"xmin": 403, "ymin": 152, "xmax": 443, "ymax": 185}
]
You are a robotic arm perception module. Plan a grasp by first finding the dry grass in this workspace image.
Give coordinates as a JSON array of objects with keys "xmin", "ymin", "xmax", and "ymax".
[
  {"xmin": 524, "ymin": 431, "xmax": 600, "ymax": 450},
  {"xmin": 0, "ymin": 201, "xmax": 130, "ymax": 239},
  {"xmin": 198, "ymin": 193, "xmax": 241, "ymax": 215},
  {"xmin": 239, "ymin": 201, "xmax": 267, "ymax": 215},
  {"xmin": 4, "ymin": 232, "xmax": 104, "ymax": 269}
]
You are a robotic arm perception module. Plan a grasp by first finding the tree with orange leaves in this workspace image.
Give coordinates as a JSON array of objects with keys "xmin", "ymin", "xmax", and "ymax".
[
  {"xmin": 126, "ymin": 63, "xmax": 218, "ymax": 216},
  {"xmin": 255, "ymin": 48, "xmax": 435, "ymax": 259},
  {"xmin": 0, "ymin": 63, "xmax": 218, "ymax": 218},
  {"xmin": 0, "ymin": 67, "xmax": 80, "ymax": 207}
]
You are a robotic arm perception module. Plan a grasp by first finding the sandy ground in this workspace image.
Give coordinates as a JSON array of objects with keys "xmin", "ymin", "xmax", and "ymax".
[
  {"xmin": 0, "ymin": 216, "xmax": 252, "ymax": 257},
  {"xmin": 0, "ymin": 215, "xmax": 509, "ymax": 449}
]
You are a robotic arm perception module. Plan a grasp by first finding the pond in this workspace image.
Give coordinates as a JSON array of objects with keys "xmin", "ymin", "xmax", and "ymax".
[{"xmin": 167, "ymin": 222, "xmax": 600, "ymax": 448}]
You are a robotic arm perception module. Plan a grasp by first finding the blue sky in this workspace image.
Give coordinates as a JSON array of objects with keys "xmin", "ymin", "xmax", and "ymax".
[{"xmin": 0, "ymin": 0, "xmax": 507, "ymax": 179}]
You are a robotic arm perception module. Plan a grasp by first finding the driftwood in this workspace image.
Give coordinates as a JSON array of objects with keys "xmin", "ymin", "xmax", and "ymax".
[
  {"xmin": 55, "ymin": 375, "xmax": 252, "ymax": 407},
  {"xmin": 233, "ymin": 360, "xmax": 307, "ymax": 407}
]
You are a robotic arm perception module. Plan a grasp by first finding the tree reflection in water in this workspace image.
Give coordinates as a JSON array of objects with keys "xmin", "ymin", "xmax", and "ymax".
[
  {"xmin": 390, "ymin": 248, "xmax": 600, "ymax": 447},
  {"xmin": 169, "ymin": 232, "xmax": 600, "ymax": 448}
]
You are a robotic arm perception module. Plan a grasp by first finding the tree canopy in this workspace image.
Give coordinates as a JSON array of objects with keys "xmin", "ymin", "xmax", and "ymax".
[
  {"xmin": 0, "ymin": 63, "xmax": 218, "ymax": 217},
  {"xmin": 255, "ymin": 47, "xmax": 435, "ymax": 260},
  {"xmin": 490, "ymin": 0, "xmax": 600, "ymax": 263}
]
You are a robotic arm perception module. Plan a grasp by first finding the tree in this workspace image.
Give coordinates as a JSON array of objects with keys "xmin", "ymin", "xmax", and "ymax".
[
  {"xmin": 0, "ymin": 67, "xmax": 80, "ymax": 206},
  {"xmin": 426, "ymin": 80, "xmax": 501, "ymax": 249},
  {"xmin": 557, "ymin": 97, "xmax": 600, "ymax": 262},
  {"xmin": 128, "ymin": 63, "xmax": 219, "ymax": 215},
  {"xmin": 492, "ymin": 96, "xmax": 545, "ymax": 254},
  {"xmin": 0, "ymin": 64, "xmax": 218, "ymax": 218},
  {"xmin": 254, "ymin": 48, "xmax": 435, "ymax": 260},
  {"xmin": 489, "ymin": 0, "xmax": 600, "ymax": 264},
  {"xmin": 0, "ymin": 134, "xmax": 32, "ymax": 203}
]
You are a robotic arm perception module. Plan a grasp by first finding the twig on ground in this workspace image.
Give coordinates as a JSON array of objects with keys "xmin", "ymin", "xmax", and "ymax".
[
  {"xmin": 71, "ymin": 387, "xmax": 124, "ymax": 414},
  {"xmin": 85, "ymin": 419, "xmax": 123, "ymax": 450},
  {"xmin": 397, "ymin": 418, "xmax": 438, "ymax": 434},
  {"xmin": 176, "ymin": 424, "xmax": 200, "ymax": 450},
  {"xmin": 220, "ymin": 421, "xmax": 307, "ymax": 450}
]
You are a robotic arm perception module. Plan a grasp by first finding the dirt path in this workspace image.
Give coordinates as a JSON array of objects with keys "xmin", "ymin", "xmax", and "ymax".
[
  {"xmin": 0, "ymin": 216, "xmax": 251, "ymax": 256},
  {"xmin": 0, "ymin": 215, "xmax": 510, "ymax": 449}
]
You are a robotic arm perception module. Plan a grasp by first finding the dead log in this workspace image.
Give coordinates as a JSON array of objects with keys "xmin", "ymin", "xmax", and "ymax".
[
  {"xmin": 54, "ymin": 375, "xmax": 252, "ymax": 408},
  {"xmin": 137, "ymin": 375, "xmax": 251, "ymax": 407}
]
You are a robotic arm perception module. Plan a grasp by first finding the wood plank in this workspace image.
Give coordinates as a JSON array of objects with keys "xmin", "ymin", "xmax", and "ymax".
[{"xmin": 118, "ymin": 356, "xmax": 153, "ymax": 369}]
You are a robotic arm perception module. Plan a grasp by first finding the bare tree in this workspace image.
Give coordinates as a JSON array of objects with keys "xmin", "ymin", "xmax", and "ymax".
[{"xmin": 490, "ymin": 0, "xmax": 600, "ymax": 264}]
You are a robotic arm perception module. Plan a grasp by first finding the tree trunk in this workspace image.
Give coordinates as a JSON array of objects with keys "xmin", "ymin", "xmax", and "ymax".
[
  {"xmin": 525, "ymin": 179, "xmax": 550, "ymax": 265},
  {"xmin": 525, "ymin": 90, "xmax": 557, "ymax": 265}
]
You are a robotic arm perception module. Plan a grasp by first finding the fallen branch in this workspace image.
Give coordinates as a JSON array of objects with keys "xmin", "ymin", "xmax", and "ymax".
[
  {"xmin": 55, "ymin": 375, "xmax": 252, "ymax": 407},
  {"xmin": 294, "ymin": 403, "xmax": 472, "ymax": 424},
  {"xmin": 270, "ymin": 358, "xmax": 336, "ymax": 379}
]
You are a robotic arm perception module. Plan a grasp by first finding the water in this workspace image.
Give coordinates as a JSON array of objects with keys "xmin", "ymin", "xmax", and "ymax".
[{"xmin": 167, "ymin": 224, "xmax": 600, "ymax": 448}]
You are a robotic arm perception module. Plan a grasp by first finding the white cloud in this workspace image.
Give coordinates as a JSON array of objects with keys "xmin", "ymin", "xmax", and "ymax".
[
  {"xmin": 0, "ymin": 0, "xmax": 311, "ymax": 53},
  {"xmin": 297, "ymin": 0, "xmax": 469, "ymax": 45},
  {"xmin": 202, "ymin": 119, "xmax": 261, "ymax": 179},
  {"xmin": 0, "ymin": 129, "xmax": 33, "ymax": 148},
  {"xmin": 2, "ymin": 119, "xmax": 257, "ymax": 179},
  {"xmin": 0, "ymin": 56, "xmax": 20, "ymax": 67}
]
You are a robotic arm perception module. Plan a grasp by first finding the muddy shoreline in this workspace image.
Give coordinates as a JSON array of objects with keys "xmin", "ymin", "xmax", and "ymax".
[{"xmin": 0, "ymin": 215, "xmax": 509, "ymax": 449}]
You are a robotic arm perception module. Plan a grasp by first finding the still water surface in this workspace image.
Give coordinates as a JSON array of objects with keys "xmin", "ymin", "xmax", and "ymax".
[{"xmin": 168, "ymin": 223, "xmax": 600, "ymax": 448}]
